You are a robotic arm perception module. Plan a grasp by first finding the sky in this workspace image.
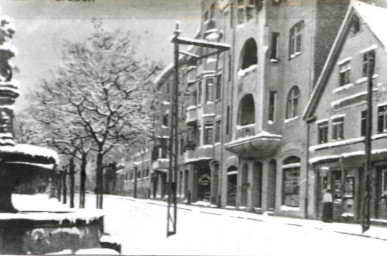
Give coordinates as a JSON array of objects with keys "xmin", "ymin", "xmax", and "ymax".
[{"xmin": 0, "ymin": 0, "xmax": 202, "ymax": 112}]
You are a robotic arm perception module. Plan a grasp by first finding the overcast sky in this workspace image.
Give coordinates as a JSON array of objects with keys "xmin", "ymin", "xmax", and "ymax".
[{"xmin": 0, "ymin": 0, "xmax": 201, "ymax": 112}]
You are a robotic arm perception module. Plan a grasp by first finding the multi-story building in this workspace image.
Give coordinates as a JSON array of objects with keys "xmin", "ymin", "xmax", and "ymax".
[
  {"xmin": 117, "ymin": 0, "xmax": 387, "ymax": 223},
  {"xmin": 304, "ymin": 1, "xmax": 387, "ymax": 222}
]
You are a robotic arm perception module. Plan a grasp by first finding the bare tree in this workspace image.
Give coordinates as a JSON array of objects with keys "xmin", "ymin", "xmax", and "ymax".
[{"xmin": 29, "ymin": 20, "xmax": 161, "ymax": 208}]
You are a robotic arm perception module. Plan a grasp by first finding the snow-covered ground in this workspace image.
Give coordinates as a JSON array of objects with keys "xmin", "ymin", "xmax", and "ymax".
[{"xmin": 12, "ymin": 193, "xmax": 387, "ymax": 255}]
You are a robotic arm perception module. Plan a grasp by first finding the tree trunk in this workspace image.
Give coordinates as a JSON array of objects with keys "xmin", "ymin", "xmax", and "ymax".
[
  {"xmin": 96, "ymin": 151, "xmax": 104, "ymax": 209},
  {"xmin": 57, "ymin": 171, "xmax": 62, "ymax": 202},
  {"xmin": 79, "ymin": 152, "xmax": 87, "ymax": 208},
  {"xmin": 63, "ymin": 168, "xmax": 67, "ymax": 205},
  {"xmin": 69, "ymin": 158, "xmax": 75, "ymax": 208}
]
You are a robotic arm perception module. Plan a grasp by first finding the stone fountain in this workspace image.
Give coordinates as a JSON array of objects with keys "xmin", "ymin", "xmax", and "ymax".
[{"xmin": 0, "ymin": 16, "xmax": 118, "ymax": 254}]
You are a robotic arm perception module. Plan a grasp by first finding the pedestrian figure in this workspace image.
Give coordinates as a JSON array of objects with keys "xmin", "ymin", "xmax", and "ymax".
[{"xmin": 322, "ymin": 189, "xmax": 333, "ymax": 222}]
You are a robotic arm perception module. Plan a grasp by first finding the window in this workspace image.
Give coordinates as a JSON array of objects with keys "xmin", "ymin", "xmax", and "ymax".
[
  {"xmin": 197, "ymin": 81, "xmax": 202, "ymax": 105},
  {"xmin": 197, "ymin": 125, "xmax": 201, "ymax": 146},
  {"xmin": 204, "ymin": 125, "xmax": 213, "ymax": 145},
  {"xmin": 246, "ymin": 0, "xmax": 255, "ymax": 21},
  {"xmin": 270, "ymin": 32, "xmax": 280, "ymax": 60},
  {"xmin": 286, "ymin": 86, "xmax": 300, "ymax": 119},
  {"xmin": 210, "ymin": 3, "xmax": 215, "ymax": 20},
  {"xmin": 215, "ymin": 74, "xmax": 222, "ymax": 100},
  {"xmin": 240, "ymin": 38, "xmax": 258, "ymax": 70},
  {"xmin": 180, "ymin": 139, "xmax": 184, "ymax": 154},
  {"xmin": 162, "ymin": 113, "xmax": 168, "ymax": 127},
  {"xmin": 282, "ymin": 156, "xmax": 300, "ymax": 207},
  {"xmin": 238, "ymin": 94, "xmax": 255, "ymax": 125},
  {"xmin": 362, "ymin": 50, "xmax": 375, "ymax": 78},
  {"xmin": 377, "ymin": 105, "xmax": 387, "ymax": 133},
  {"xmin": 361, "ymin": 110, "xmax": 367, "ymax": 136},
  {"xmin": 228, "ymin": 54, "xmax": 232, "ymax": 82},
  {"xmin": 237, "ymin": 0, "xmax": 244, "ymax": 24},
  {"xmin": 186, "ymin": 126, "xmax": 196, "ymax": 150},
  {"xmin": 289, "ymin": 21, "xmax": 304, "ymax": 58},
  {"xmin": 215, "ymin": 120, "xmax": 221, "ymax": 142},
  {"xmin": 205, "ymin": 78, "xmax": 214, "ymax": 103},
  {"xmin": 204, "ymin": 10, "xmax": 209, "ymax": 22},
  {"xmin": 318, "ymin": 121, "xmax": 329, "ymax": 144},
  {"xmin": 351, "ymin": 16, "xmax": 360, "ymax": 34},
  {"xmin": 268, "ymin": 91, "xmax": 277, "ymax": 122},
  {"xmin": 339, "ymin": 62, "xmax": 351, "ymax": 86},
  {"xmin": 272, "ymin": 0, "xmax": 281, "ymax": 5},
  {"xmin": 332, "ymin": 117, "xmax": 344, "ymax": 141}
]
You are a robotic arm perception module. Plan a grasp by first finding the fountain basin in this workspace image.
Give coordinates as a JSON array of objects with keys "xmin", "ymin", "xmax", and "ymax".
[{"xmin": 0, "ymin": 210, "xmax": 105, "ymax": 254}]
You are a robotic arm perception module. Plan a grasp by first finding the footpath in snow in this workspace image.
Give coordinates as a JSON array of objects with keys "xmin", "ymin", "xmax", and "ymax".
[{"xmin": 117, "ymin": 195, "xmax": 387, "ymax": 242}]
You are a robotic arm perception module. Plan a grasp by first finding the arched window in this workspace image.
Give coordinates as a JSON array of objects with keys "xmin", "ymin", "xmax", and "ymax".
[
  {"xmin": 238, "ymin": 94, "xmax": 255, "ymax": 125},
  {"xmin": 286, "ymin": 86, "xmax": 300, "ymax": 119},
  {"xmin": 240, "ymin": 38, "xmax": 258, "ymax": 70},
  {"xmin": 282, "ymin": 156, "xmax": 301, "ymax": 207}
]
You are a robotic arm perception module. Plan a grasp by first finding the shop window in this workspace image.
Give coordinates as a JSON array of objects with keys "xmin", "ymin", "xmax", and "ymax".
[
  {"xmin": 331, "ymin": 171, "xmax": 342, "ymax": 200},
  {"xmin": 289, "ymin": 21, "xmax": 304, "ymax": 59},
  {"xmin": 318, "ymin": 121, "xmax": 328, "ymax": 144},
  {"xmin": 362, "ymin": 50, "xmax": 375, "ymax": 78},
  {"xmin": 286, "ymin": 86, "xmax": 300, "ymax": 119},
  {"xmin": 240, "ymin": 38, "xmax": 258, "ymax": 70},
  {"xmin": 282, "ymin": 156, "xmax": 300, "ymax": 207},
  {"xmin": 215, "ymin": 120, "xmax": 221, "ymax": 142},
  {"xmin": 270, "ymin": 32, "xmax": 280, "ymax": 61},
  {"xmin": 377, "ymin": 105, "xmax": 387, "ymax": 134},
  {"xmin": 238, "ymin": 94, "xmax": 255, "ymax": 125},
  {"xmin": 204, "ymin": 125, "xmax": 213, "ymax": 145},
  {"xmin": 344, "ymin": 176, "xmax": 354, "ymax": 198},
  {"xmin": 332, "ymin": 117, "xmax": 344, "ymax": 141},
  {"xmin": 205, "ymin": 78, "xmax": 214, "ymax": 103},
  {"xmin": 381, "ymin": 169, "xmax": 387, "ymax": 197},
  {"xmin": 361, "ymin": 110, "xmax": 367, "ymax": 136},
  {"xmin": 268, "ymin": 91, "xmax": 277, "ymax": 122},
  {"xmin": 339, "ymin": 61, "xmax": 351, "ymax": 86},
  {"xmin": 215, "ymin": 74, "xmax": 222, "ymax": 100},
  {"xmin": 237, "ymin": 0, "xmax": 244, "ymax": 24}
]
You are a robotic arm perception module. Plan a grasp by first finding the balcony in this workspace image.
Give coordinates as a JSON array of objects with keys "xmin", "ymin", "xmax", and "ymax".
[
  {"xmin": 152, "ymin": 158, "xmax": 169, "ymax": 171},
  {"xmin": 183, "ymin": 144, "xmax": 213, "ymax": 164},
  {"xmin": 225, "ymin": 126, "xmax": 282, "ymax": 157},
  {"xmin": 186, "ymin": 105, "xmax": 197, "ymax": 124}
]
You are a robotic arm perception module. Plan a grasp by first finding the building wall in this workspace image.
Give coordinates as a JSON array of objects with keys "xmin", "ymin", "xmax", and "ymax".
[{"xmin": 308, "ymin": 14, "xmax": 387, "ymax": 220}]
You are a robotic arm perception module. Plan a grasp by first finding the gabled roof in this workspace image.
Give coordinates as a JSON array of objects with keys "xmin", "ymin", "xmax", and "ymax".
[{"xmin": 303, "ymin": 1, "xmax": 387, "ymax": 120}]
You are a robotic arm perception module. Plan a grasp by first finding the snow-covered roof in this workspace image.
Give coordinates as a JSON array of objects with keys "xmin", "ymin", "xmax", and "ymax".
[
  {"xmin": 303, "ymin": 1, "xmax": 387, "ymax": 120},
  {"xmin": 352, "ymin": 1, "xmax": 387, "ymax": 50},
  {"xmin": 0, "ymin": 144, "xmax": 58, "ymax": 163}
]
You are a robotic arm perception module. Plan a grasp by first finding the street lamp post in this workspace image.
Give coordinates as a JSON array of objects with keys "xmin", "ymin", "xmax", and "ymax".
[
  {"xmin": 166, "ymin": 22, "xmax": 231, "ymax": 237},
  {"xmin": 362, "ymin": 52, "xmax": 375, "ymax": 232}
]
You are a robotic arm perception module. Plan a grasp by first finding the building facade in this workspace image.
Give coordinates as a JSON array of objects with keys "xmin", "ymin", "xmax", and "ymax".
[
  {"xmin": 304, "ymin": 1, "xmax": 387, "ymax": 222},
  {"xmin": 115, "ymin": 0, "xmax": 387, "ymax": 223}
]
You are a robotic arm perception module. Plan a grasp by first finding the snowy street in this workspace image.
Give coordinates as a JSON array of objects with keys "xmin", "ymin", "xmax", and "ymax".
[{"xmin": 14, "ymin": 194, "xmax": 387, "ymax": 255}]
